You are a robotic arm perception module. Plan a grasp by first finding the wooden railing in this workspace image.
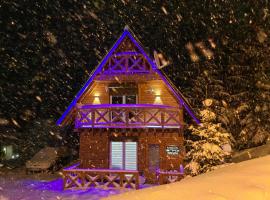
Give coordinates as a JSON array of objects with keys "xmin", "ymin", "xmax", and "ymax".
[
  {"xmin": 75, "ymin": 104, "xmax": 182, "ymax": 129},
  {"xmin": 156, "ymin": 170, "xmax": 184, "ymax": 184},
  {"xmin": 102, "ymin": 52, "xmax": 151, "ymax": 74},
  {"xmin": 62, "ymin": 165, "xmax": 139, "ymax": 190}
]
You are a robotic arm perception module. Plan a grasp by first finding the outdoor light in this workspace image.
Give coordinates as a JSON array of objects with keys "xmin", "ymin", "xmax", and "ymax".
[
  {"xmin": 154, "ymin": 94, "xmax": 162, "ymax": 104},
  {"xmin": 93, "ymin": 94, "xmax": 101, "ymax": 104}
]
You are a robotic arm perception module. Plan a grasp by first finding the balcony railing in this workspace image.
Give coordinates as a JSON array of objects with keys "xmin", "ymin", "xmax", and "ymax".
[
  {"xmin": 102, "ymin": 52, "xmax": 151, "ymax": 74},
  {"xmin": 75, "ymin": 104, "xmax": 182, "ymax": 129}
]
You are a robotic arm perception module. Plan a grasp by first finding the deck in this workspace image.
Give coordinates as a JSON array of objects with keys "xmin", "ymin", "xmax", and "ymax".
[
  {"xmin": 62, "ymin": 163, "xmax": 185, "ymax": 190},
  {"xmin": 62, "ymin": 163, "xmax": 139, "ymax": 190}
]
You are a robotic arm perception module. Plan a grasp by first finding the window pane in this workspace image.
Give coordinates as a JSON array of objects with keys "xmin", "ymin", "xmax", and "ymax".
[
  {"xmin": 125, "ymin": 95, "xmax": 137, "ymax": 104},
  {"xmin": 125, "ymin": 142, "xmax": 137, "ymax": 170},
  {"xmin": 111, "ymin": 142, "xmax": 123, "ymax": 169},
  {"xmin": 111, "ymin": 96, "xmax": 123, "ymax": 104}
]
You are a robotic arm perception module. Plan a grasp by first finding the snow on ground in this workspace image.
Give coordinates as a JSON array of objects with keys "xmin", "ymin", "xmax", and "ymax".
[
  {"xmin": 1, "ymin": 156, "xmax": 270, "ymax": 200},
  {"xmin": 0, "ymin": 168, "xmax": 126, "ymax": 200},
  {"xmin": 106, "ymin": 155, "xmax": 270, "ymax": 200}
]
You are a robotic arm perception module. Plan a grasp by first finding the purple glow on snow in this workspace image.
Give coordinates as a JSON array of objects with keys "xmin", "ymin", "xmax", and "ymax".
[{"xmin": 30, "ymin": 178, "xmax": 120, "ymax": 196}]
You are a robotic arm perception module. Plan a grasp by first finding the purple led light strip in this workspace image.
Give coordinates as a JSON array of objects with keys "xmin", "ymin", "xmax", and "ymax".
[
  {"xmin": 56, "ymin": 30, "xmax": 129, "ymax": 125},
  {"xmin": 57, "ymin": 27, "xmax": 200, "ymax": 125},
  {"xmin": 78, "ymin": 104, "xmax": 178, "ymax": 109},
  {"xmin": 125, "ymin": 30, "xmax": 200, "ymax": 124}
]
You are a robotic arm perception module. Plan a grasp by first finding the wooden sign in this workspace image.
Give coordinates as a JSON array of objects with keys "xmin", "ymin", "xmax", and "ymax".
[{"xmin": 166, "ymin": 145, "xmax": 180, "ymax": 155}]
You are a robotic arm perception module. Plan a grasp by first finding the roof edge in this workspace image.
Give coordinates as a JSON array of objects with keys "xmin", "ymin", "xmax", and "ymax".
[
  {"xmin": 56, "ymin": 29, "xmax": 129, "ymax": 126},
  {"xmin": 125, "ymin": 30, "xmax": 200, "ymax": 124},
  {"xmin": 57, "ymin": 27, "xmax": 200, "ymax": 126}
]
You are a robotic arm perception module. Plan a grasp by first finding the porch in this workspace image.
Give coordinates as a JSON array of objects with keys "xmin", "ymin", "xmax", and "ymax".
[
  {"xmin": 75, "ymin": 104, "xmax": 182, "ymax": 129},
  {"xmin": 62, "ymin": 163, "xmax": 140, "ymax": 190},
  {"xmin": 62, "ymin": 163, "xmax": 185, "ymax": 190}
]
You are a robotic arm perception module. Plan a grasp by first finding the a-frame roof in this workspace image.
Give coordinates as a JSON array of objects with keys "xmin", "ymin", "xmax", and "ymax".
[{"xmin": 56, "ymin": 27, "xmax": 200, "ymax": 126}]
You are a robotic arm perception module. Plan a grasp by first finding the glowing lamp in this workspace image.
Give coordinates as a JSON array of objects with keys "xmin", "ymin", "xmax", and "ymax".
[
  {"xmin": 154, "ymin": 94, "xmax": 162, "ymax": 104},
  {"xmin": 93, "ymin": 94, "xmax": 101, "ymax": 104}
]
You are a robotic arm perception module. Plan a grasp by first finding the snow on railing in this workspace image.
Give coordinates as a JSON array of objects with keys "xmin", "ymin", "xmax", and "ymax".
[{"xmin": 156, "ymin": 169, "xmax": 184, "ymax": 184}]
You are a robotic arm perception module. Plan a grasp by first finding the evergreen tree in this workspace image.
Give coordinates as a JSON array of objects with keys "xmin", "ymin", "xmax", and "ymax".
[{"xmin": 185, "ymin": 103, "xmax": 232, "ymax": 176}]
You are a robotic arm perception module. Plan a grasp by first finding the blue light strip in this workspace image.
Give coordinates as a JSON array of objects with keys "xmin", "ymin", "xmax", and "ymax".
[
  {"xmin": 57, "ymin": 28, "xmax": 200, "ymax": 125},
  {"xmin": 56, "ymin": 30, "xmax": 129, "ymax": 125},
  {"xmin": 125, "ymin": 30, "xmax": 200, "ymax": 124}
]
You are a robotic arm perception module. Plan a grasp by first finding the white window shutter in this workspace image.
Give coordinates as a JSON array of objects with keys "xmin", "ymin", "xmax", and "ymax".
[
  {"xmin": 110, "ymin": 141, "xmax": 137, "ymax": 170},
  {"xmin": 125, "ymin": 142, "xmax": 137, "ymax": 170},
  {"xmin": 110, "ymin": 142, "xmax": 123, "ymax": 169}
]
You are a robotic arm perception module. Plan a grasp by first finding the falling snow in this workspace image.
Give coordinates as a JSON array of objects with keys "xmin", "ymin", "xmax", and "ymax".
[{"xmin": 0, "ymin": 0, "xmax": 269, "ymax": 199}]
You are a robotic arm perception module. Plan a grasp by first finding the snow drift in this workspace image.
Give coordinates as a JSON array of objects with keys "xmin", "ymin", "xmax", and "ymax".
[{"xmin": 106, "ymin": 155, "xmax": 270, "ymax": 200}]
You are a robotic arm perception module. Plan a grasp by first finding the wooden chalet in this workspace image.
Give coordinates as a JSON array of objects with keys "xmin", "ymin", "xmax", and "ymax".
[{"xmin": 58, "ymin": 27, "xmax": 200, "ymax": 190}]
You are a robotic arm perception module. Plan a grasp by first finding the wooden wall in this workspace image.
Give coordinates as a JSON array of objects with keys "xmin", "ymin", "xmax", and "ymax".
[
  {"xmin": 138, "ymin": 131, "xmax": 185, "ymax": 183},
  {"xmin": 79, "ymin": 129, "xmax": 185, "ymax": 183},
  {"xmin": 79, "ymin": 79, "xmax": 180, "ymax": 108},
  {"xmin": 79, "ymin": 130, "xmax": 109, "ymax": 168},
  {"xmin": 138, "ymin": 80, "xmax": 179, "ymax": 107},
  {"xmin": 79, "ymin": 82, "xmax": 109, "ymax": 104}
]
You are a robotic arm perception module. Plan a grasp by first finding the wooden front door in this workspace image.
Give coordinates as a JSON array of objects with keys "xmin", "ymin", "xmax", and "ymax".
[
  {"xmin": 149, "ymin": 144, "xmax": 160, "ymax": 171},
  {"xmin": 148, "ymin": 144, "xmax": 160, "ymax": 182}
]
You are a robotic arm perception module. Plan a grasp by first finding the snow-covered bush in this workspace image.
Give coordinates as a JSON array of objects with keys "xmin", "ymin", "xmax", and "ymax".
[{"xmin": 185, "ymin": 107, "xmax": 232, "ymax": 176}]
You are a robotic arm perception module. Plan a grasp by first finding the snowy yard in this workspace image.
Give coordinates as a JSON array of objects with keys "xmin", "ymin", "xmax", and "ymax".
[
  {"xmin": 107, "ymin": 156, "xmax": 270, "ymax": 200},
  {"xmin": 1, "ymin": 156, "xmax": 270, "ymax": 200},
  {"xmin": 0, "ymin": 168, "xmax": 129, "ymax": 200}
]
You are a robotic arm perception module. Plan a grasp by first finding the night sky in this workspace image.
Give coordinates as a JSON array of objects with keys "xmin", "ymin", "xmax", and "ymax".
[{"xmin": 0, "ymin": 1, "xmax": 269, "ymax": 156}]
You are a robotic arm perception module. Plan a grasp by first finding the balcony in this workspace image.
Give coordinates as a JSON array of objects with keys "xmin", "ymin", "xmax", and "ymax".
[{"xmin": 75, "ymin": 104, "xmax": 182, "ymax": 129}]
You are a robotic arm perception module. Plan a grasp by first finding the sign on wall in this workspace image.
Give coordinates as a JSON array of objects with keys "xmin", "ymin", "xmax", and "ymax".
[{"xmin": 166, "ymin": 145, "xmax": 180, "ymax": 155}]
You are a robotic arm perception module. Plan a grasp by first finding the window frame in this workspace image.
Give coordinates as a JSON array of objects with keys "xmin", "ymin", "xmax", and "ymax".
[
  {"xmin": 109, "ymin": 140, "xmax": 138, "ymax": 171},
  {"xmin": 110, "ymin": 94, "xmax": 137, "ymax": 104}
]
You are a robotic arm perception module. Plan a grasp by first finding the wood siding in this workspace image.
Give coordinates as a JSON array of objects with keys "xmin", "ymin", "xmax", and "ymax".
[
  {"xmin": 79, "ymin": 79, "xmax": 180, "ymax": 107},
  {"xmin": 138, "ymin": 131, "xmax": 185, "ymax": 183},
  {"xmin": 79, "ymin": 129, "xmax": 185, "ymax": 183},
  {"xmin": 79, "ymin": 83, "xmax": 109, "ymax": 105},
  {"xmin": 138, "ymin": 80, "xmax": 179, "ymax": 107},
  {"xmin": 79, "ymin": 130, "xmax": 109, "ymax": 168}
]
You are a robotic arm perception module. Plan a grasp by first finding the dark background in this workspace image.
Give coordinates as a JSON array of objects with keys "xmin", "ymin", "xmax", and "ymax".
[{"xmin": 0, "ymin": 0, "xmax": 269, "ymax": 160}]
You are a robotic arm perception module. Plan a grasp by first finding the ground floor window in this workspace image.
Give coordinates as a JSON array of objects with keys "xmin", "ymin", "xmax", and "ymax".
[{"xmin": 110, "ymin": 141, "xmax": 137, "ymax": 170}]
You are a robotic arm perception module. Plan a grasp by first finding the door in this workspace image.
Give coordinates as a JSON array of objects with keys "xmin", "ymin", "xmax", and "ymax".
[
  {"xmin": 110, "ymin": 141, "xmax": 137, "ymax": 170},
  {"xmin": 110, "ymin": 95, "xmax": 137, "ymax": 123},
  {"xmin": 148, "ymin": 144, "xmax": 160, "ymax": 172}
]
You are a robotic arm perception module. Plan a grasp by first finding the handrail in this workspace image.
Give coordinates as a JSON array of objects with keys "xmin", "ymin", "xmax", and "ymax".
[
  {"xmin": 75, "ymin": 104, "xmax": 182, "ymax": 129},
  {"xmin": 156, "ymin": 169, "xmax": 184, "ymax": 184},
  {"xmin": 64, "ymin": 168, "xmax": 139, "ymax": 174},
  {"xmin": 63, "ymin": 166, "xmax": 139, "ymax": 190},
  {"xmin": 77, "ymin": 104, "xmax": 179, "ymax": 109}
]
